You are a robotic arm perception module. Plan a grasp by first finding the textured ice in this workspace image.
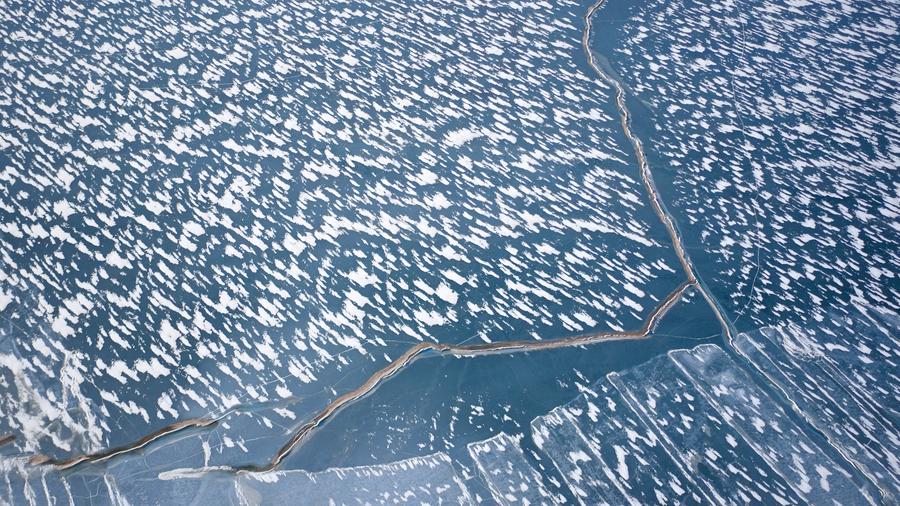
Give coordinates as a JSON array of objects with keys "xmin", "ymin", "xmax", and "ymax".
[
  {"xmin": 531, "ymin": 403, "xmax": 626, "ymax": 505},
  {"xmin": 1, "ymin": 455, "xmax": 128, "ymax": 506},
  {"xmin": 531, "ymin": 379, "xmax": 700, "ymax": 505},
  {"xmin": 0, "ymin": 0, "xmax": 683, "ymax": 461},
  {"xmin": 735, "ymin": 307, "xmax": 900, "ymax": 497},
  {"xmin": 467, "ymin": 432, "xmax": 550, "ymax": 505},
  {"xmin": 528, "ymin": 324, "xmax": 895, "ymax": 505},
  {"xmin": 786, "ymin": 308, "xmax": 900, "ymax": 428},
  {"xmin": 733, "ymin": 322, "xmax": 899, "ymax": 499},
  {"xmin": 0, "ymin": 0, "xmax": 897, "ymax": 501},
  {"xmin": 670, "ymin": 344, "xmax": 875, "ymax": 504},
  {"xmin": 232, "ymin": 453, "xmax": 472, "ymax": 505},
  {"xmin": 3, "ymin": 329, "xmax": 897, "ymax": 504},
  {"xmin": 1, "ymin": 451, "xmax": 470, "ymax": 505},
  {"xmin": 603, "ymin": 0, "xmax": 899, "ymax": 327},
  {"xmin": 611, "ymin": 355, "xmax": 803, "ymax": 504}
]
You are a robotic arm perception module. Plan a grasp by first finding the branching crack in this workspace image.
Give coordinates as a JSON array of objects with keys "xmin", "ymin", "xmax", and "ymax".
[{"xmin": 30, "ymin": 0, "xmax": 737, "ymax": 475}]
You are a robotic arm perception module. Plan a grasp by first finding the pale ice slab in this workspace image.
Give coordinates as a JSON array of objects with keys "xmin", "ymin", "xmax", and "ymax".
[
  {"xmin": 611, "ymin": 354, "xmax": 803, "ymax": 505},
  {"xmin": 468, "ymin": 432, "xmax": 551, "ymax": 505},
  {"xmin": 670, "ymin": 344, "xmax": 875, "ymax": 504}
]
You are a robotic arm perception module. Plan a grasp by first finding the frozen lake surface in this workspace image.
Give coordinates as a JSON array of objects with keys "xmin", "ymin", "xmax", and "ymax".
[{"xmin": 0, "ymin": 0, "xmax": 896, "ymax": 502}]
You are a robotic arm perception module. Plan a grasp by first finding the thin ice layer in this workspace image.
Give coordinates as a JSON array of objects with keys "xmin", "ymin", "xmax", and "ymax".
[
  {"xmin": 790, "ymin": 308, "xmax": 900, "ymax": 429},
  {"xmin": 734, "ymin": 327, "xmax": 899, "ymax": 499},
  {"xmin": 2, "ymin": 450, "xmax": 471, "ymax": 505},
  {"xmin": 531, "ymin": 406, "xmax": 625, "ymax": 505},
  {"xmin": 556, "ymin": 379, "xmax": 700, "ymax": 505},
  {"xmin": 610, "ymin": 355, "xmax": 802, "ymax": 505},
  {"xmin": 233, "ymin": 452, "xmax": 471, "ymax": 505},
  {"xmin": 467, "ymin": 432, "xmax": 550, "ymax": 505},
  {"xmin": 671, "ymin": 344, "xmax": 876, "ymax": 504},
  {"xmin": 0, "ymin": 456, "xmax": 115, "ymax": 506}
]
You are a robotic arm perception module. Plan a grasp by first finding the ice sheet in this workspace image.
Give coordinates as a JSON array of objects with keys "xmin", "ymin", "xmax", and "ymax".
[
  {"xmin": 467, "ymin": 432, "xmax": 550, "ymax": 505},
  {"xmin": 611, "ymin": 354, "xmax": 802, "ymax": 505},
  {"xmin": 548, "ymin": 378, "xmax": 700, "ymax": 505},
  {"xmin": 736, "ymin": 328, "xmax": 899, "ymax": 499},
  {"xmin": 671, "ymin": 344, "xmax": 875, "ymax": 504}
]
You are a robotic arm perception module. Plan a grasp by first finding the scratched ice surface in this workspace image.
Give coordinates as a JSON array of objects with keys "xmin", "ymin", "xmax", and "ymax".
[
  {"xmin": 531, "ymin": 378, "xmax": 700, "ymax": 504},
  {"xmin": 670, "ymin": 344, "xmax": 876, "ymax": 504},
  {"xmin": 788, "ymin": 307, "xmax": 900, "ymax": 426},
  {"xmin": 0, "ymin": 451, "xmax": 468, "ymax": 505},
  {"xmin": 610, "ymin": 354, "xmax": 803, "ymax": 504},
  {"xmin": 0, "ymin": 456, "xmax": 115, "ymax": 506},
  {"xmin": 530, "ymin": 400, "xmax": 624, "ymax": 504},
  {"xmin": 467, "ymin": 432, "xmax": 550, "ymax": 505},
  {"xmin": 0, "ymin": 0, "xmax": 682, "ymax": 462},
  {"xmin": 231, "ymin": 453, "xmax": 471, "ymax": 505},
  {"xmin": 598, "ymin": 0, "xmax": 899, "ymax": 329},
  {"xmin": 733, "ymin": 317, "xmax": 900, "ymax": 497},
  {"xmin": 3, "ymin": 333, "xmax": 898, "ymax": 504},
  {"xmin": 527, "ymin": 329, "xmax": 898, "ymax": 505}
]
